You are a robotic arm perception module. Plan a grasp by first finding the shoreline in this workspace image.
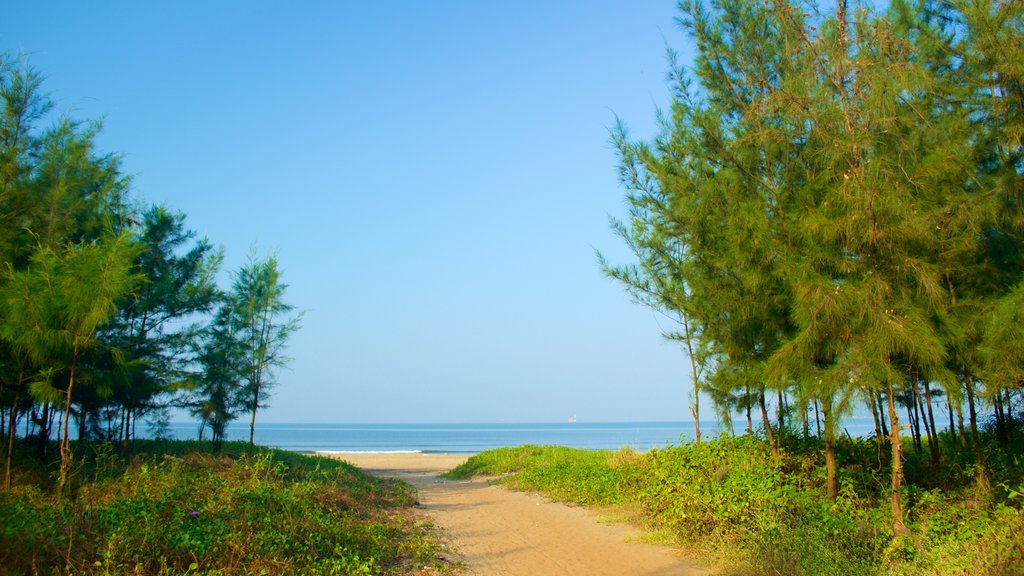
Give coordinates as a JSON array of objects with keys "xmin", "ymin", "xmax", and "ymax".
[{"xmin": 321, "ymin": 451, "xmax": 472, "ymax": 472}]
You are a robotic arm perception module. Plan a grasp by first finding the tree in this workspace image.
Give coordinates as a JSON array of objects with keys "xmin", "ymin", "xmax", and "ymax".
[
  {"xmin": 0, "ymin": 235, "xmax": 139, "ymax": 492},
  {"xmin": 600, "ymin": 121, "xmax": 710, "ymax": 443},
  {"xmin": 608, "ymin": 0, "xmax": 1019, "ymax": 535},
  {"xmin": 100, "ymin": 205, "xmax": 221, "ymax": 450},
  {"xmin": 229, "ymin": 254, "xmax": 301, "ymax": 445},
  {"xmin": 190, "ymin": 297, "xmax": 243, "ymax": 447}
]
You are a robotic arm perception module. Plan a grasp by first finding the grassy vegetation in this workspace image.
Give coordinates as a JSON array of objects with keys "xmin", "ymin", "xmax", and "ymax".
[
  {"xmin": 1, "ymin": 440, "xmax": 454, "ymax": 576},
  {"xmin": 446, "ymin": 432, "xmax": 1024, "ymax": 576}
]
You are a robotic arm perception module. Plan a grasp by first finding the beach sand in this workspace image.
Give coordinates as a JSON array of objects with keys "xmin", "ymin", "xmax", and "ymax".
[{"xmin": 327, "ymin": 452, "xmax": 708, "ymax": 576}]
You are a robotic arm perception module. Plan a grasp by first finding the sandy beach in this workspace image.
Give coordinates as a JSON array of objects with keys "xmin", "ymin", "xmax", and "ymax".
[{"xmin": 328, "ymin": 452, "xmax": 708, "ymax": 576}]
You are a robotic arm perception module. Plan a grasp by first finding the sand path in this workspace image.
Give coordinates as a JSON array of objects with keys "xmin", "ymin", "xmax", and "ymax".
[{"xmin": 330, "ymin": 453, "xmax": 708, "ymax": 576}]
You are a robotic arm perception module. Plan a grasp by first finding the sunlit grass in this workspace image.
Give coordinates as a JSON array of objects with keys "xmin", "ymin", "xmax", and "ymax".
[
  {"xmin": 1, "ymin": 440, "xmax": 455, "ymax": 576},
  {"xmin": 448, "ymin": 435, "xmax": 1024, "ymax": 576}
]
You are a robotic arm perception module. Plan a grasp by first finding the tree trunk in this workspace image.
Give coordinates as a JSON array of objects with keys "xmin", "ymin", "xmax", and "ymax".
[
  {"xmin": 994, "ymin": 388, "xmax": 1006, "ymax": 444},
  {"xmin": 118, "ymin": 406, "xmax": 125, "ymax": 446},
  {"xmin": 885, "ymin": 378, "xmax": 910, "ymax": 535},
  {"xmin": 877, "ymin": 391, "xmax": 889, "ymax": 438},
  {"xmin": 131, "ymin": 408, "xmax": 138, "ymax": 450},
  {"xmin": 823, "ymin": 397, "xmax": 837, "ymax": 500},
  {"xmin": 965, "ymin": 375, "xmax": 991, "ymax": 503},
  {"xmin": 58, "ymin": 347, "xmax": 79, "ymax": 494},
  {"xmin": 121, "ymin": 405, "xmax": 131, "ymax": 456},
  {"xmin": 681, "ymin": 312, "xmax": 701, "ymax": 444},
  {"xmin": 77, "ymin": 407, "xmax": 87, "ymax": 445},
  {"xmin": 36, "ymin": 402, "xmax": 51, "ymax": 459},
  {"xmin": 955, "ymin": 401, "xmax": 967, "ymax": 449},
  {"xmin": 923, "ymin": 380, "xmax": 939, "ymax": 467},
  {"xmin": 909, "ymin": 391, "xmax": 925, "ymax": 450},
  {"xmin": 947, "ymin": 402, "xmax": 957, "ymax": 448},
  {"xmin": 745, "ymin": 389, "xmax": 753, "ymax": 435},
  {"xmin": 5, "ymin": 393, "xmax": 18, "ymax": 491},
  {"xmin": 870, "ymin": 390, "xmax": 885, "ymax": 464},
  {"xmin": 759, "ymin": 390, "xmax": 779, "ymax": 458},
  {"xmin": 814, "ymin": 399, "xmax": 822, "ymax": 438},
  {"xmin": 777, "ymin": 388, "xmax": 786, "ymax": 439},
  {"xmin": 249, "ymin": 396, "xmax": 258, "ymax": 446}
]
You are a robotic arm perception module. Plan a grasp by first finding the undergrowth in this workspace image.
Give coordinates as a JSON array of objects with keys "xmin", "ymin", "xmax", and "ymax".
[
  {"xmin": 446, "ymin": 433, "xmax": 1024, "ymax": 576},
  {"xmin": 0, "ymin": 440, "xmax": 454, "ymax": 575}
]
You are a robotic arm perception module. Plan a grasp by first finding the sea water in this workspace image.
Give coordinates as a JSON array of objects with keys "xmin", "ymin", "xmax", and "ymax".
[{"xmin": 148, "ymin": 419, "xmax": 879, "ymax": 454}]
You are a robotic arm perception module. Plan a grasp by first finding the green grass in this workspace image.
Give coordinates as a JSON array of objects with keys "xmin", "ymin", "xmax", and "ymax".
[
  {"xmin": 447, "ymin": 436, "xmax": 1024, "ymax": 576},
  {"xmin": 1, "ymin": 440, "xmax": 455, "ymax": 576},
  {"xmin": 446, "ymin": 444, "xmax": 638, "ymax": 505}
]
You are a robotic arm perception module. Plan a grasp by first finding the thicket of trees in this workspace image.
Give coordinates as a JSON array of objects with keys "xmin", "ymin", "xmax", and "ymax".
[
  {"xmin": 0, "ymin": 54, "xmax": 301, "ymax": 490},
  {"xmin": 604, "ymin": 0, "xmax": 1022, "ymax": 535}
]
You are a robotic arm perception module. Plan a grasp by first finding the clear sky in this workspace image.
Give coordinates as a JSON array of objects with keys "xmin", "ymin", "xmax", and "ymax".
[{"xmin": 4, "ymin": 1, "xmax": 704, "ymax": 423}]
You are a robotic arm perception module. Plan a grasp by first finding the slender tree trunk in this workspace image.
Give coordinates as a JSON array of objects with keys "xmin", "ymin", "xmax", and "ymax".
[
  {"xmin": 745, "ymin": 387, "xmax": 753, "ymax": 434},
  {"xmin": 5, "ymin": 393, "xmax": 19, "ymax": 491},
  {"xmin": 870, "ymin": 391, "xmax": 884, "ymax": 464},
  {"xmin": 58, "ymin": 347, "xmax": 79, "ymax": 494},
  {"xmin": 909, "ymin": 393, "xmax": 925, "ymax": 453},
  {"xmin": 130, "ymin": 409, "xmax": 137, "ymax": 450},
  {"xmin": 78, "ymin": 407, "xmax": 87, "ymax": 445},
  {"xmin": 777, "ymin": 388, "xmax": 786, "ymax": 439},
  {"xmin": 249, "ymin": 395, "xmax": 259, "ymax": 446},
  {"xmin": 681, "ymin": 312, "xmax": 701, "ymax": 444},
  {"xmin": 923, "ymin": 380, "xmax": 939, "ymax": 467},
  {"xmin": 955, "ymin": 401, "xmax": 967, "ymax": 449},
  {"xmin": 994, "ymin": 388, "xmax": 1006, "ymax": 444},
  {"xmin": 117, "ymin": 406, "xmax": 125, "ymax": 446},
  {"xmin": 965, "ymin": 375, "xmax": 991, "ymax": 503},
  {"xmin": 885, "ymin": 377, "xmax": 910, "ymax": 535},
  {"xmin": 759, "ymin": 390, "xmax": 779, "ymax": 458},
  {"xmin": 947, "ymin": 402, "xmax": 957, "ymax": 448},
  {"xmin": 876, "ymin": 389, "xmax": 892, "ymax": 434},
  {"xmin": 823, "ymin": 397, "xmax": 837, "ymax": 500},
  {"xmin": 120, "ymin": 405, "xmax": 131, "ymax": 456},
  {"xmin": 36, "ymin": 402, "xmax": 51, "ymax": 459},
  {"xmin": 814, "ymin": 399, "xmax": 822, "ymax": 438},
  {"xmin": 913, "ymin": 383, "xmax": 927, "ymax": 454}
]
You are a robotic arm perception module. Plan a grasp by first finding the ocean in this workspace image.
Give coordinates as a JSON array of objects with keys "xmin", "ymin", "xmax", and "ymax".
[{"xmin": 151, "ymin": 418, "xmax": 880, "ymax": 454}]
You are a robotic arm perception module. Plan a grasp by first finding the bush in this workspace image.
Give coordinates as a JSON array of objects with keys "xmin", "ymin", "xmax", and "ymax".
[
  {"xmin": 0, "ymin": 442, "xmax": 451, "ymax": 576},
  {"xmin": 450, "ymin": 435, "xmax": 1024, "ymax": 576}
]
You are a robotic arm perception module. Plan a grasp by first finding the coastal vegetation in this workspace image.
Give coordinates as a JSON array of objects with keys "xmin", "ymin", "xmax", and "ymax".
[
  {"xmin": 600, "ymin": 0, "xmax": 1023, "ymax": 544},
  {"xmin": 448, "ymin": 433, "xmax": 1023, "ymax": 575},
  {"xmin": 0, "ymin": 52, "xmax": 303, "ymax": 495},
  {"xmin": 1, "ymin": 440, "xmax": 453, "ymax": 575},
  {"xmin": 0, "ymin": 47, "xmax": 463, "ymax": 576}
]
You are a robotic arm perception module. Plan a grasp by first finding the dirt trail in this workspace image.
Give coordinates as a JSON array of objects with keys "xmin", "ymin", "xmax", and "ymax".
[{"xmin": 332, "ymin": 453, "xmax": 708, "ymax": 576}]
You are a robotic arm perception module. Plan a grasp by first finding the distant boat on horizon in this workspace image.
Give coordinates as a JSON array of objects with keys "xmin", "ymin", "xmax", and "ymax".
[{"xmin": 567, "ymin": 415, "xmax": 577, "ymax": 423}]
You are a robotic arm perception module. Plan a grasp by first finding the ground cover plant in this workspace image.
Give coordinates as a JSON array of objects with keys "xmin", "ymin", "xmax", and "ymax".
[
  {"xmin": 1, "ymin": 440, "xmax": 454, "ymax": 575},
  {"xmin": 448, "ymin": 428, "xmax": 1024, "ymax": 576}
]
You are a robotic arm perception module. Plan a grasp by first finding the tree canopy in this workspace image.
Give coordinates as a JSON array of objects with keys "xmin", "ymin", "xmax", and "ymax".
[
  {"xmin": 0, "ymin": 53, "xmax": 302, "ymax": 488},
  {"xmin": 605, "ymin": 0, "xmax": 1023, "ymax": 533}
]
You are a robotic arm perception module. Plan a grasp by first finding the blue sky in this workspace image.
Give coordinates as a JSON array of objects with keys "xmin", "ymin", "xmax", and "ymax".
[{"xmin": 4, "ymin": 1, "xmax": 703, "ymax": 423}]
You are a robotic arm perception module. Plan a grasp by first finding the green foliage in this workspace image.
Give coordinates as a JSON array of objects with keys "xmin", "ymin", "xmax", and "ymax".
[
  {"xmin": 0, "ymin": 441, "xmax": 452, "ymax": 575},
  {"xmin": 448, "ymin": 444, "xmax": 634, "ymax": 505},
  {"xmin": 0, "ymin": 52, "xmax": 300, "ymax": 462},
  {"xmin": 454, "ymin": 437, "xmax": 1024, "ymax": 576},
  {"xmin": 606, "ymin": 0, "xmax": 1024, "ymax": 534},
  {"xmin": 227, "ymin": 253, "xmax": 303, "ymax": 444}
]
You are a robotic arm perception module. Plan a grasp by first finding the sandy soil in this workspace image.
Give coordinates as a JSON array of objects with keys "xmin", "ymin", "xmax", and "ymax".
[{"xmin": 328, "ymin": 452, "xmax": 709, "ymax": 576}]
